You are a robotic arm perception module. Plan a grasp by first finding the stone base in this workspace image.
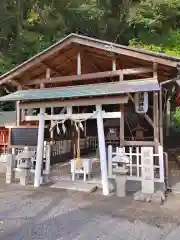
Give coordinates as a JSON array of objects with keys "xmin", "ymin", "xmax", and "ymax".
[
  {"xmin": 0, "ymin": 161, "xmax": 7, "ymax": 174},
  {"xmin": 133, "ymin": 190, "xmax": 165, "ymax": 204},
  {"xmin": 115, "ymin": 175, "xmax": 127, "ymax": 197}
]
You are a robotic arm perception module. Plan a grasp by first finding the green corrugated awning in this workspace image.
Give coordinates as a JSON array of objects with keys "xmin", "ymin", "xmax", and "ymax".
[
  {"xmin": 0, "ymin": 111, "xmax": 16, "ymax": 126},
  {"xmin": 0, "ymin": 79, "xmax": 159, "ymax": 102}
]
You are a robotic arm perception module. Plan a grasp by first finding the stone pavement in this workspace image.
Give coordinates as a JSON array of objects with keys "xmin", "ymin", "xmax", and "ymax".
[{"xmin": 1, "ymin": 180, "xmax": 180, "ymax": 239}]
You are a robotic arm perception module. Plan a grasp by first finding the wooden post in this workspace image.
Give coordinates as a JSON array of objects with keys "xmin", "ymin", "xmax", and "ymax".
[
  {"xmin": 159, "ymin": 87, "xmax": 163, "ymax": 146},
  {"xmin": 34, "ymin": 113, "xmax": 45, "ymax": 187},
  {"xmin": 16, "ymin": 101, "xmax": 20, "ymax": 126},
  {"xmin": 16, "ymin": 86, "xmax": 22, "ymax": 126},
  {"xmin": 153, "ymin": 92, "xmax": 159, "ymax": 152},
  {"xmin": 96, "ymin": 104, "xmax": 109, "ymax": 195},
  {"xmin": 112, "ymin": 58, "xmax": 124, "ymax": 146},
  {"xmin": 112, "ymin": 58, "xmax": 116, "ymax": 71},
  {"xmin": 120, "ymin": 105, "xmax": 124, "ymax": 146},
  {"xmin": 46, "ymin": 68, "xmax": 51, "ymax": 80},
  {"xmin": 166, "ymin": 98, "xmax": 171, "ymax": 136},
  {"xmin": 77, "ymin": 52, "xmax": 81, "ymax": 75}
]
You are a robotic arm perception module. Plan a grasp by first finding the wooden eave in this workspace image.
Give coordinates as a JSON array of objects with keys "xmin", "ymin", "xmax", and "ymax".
[{"xmin": 0, "ymin": 33, "xmax": 179, "ymax": 87}]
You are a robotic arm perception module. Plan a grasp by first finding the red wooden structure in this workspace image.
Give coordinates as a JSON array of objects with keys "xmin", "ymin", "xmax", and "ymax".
[{"xmin": 0, "ymin": 127, "xmax": 9, "ymax": 152}]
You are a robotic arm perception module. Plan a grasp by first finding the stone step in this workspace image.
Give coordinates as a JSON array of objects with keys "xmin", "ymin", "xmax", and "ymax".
[{"xmin": 50, "ymin": 179, "xmax": 98, "ymax": 193}]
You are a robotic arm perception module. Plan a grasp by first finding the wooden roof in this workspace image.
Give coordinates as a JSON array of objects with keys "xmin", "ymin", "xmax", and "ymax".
[
  {"xmin": 0, "ymin": 79, "xmax": 159, "ymax": 102},
  {"xmin": 0, "ymin": 33, "xmax": 180, "ymax": 87}
]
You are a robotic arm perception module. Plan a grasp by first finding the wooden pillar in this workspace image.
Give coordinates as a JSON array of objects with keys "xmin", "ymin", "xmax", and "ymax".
[
  {"xmin": 72, "ymin": 52, "xmax": 81, "ymax": 156},
  {"xmin": 166, "ymin": 98, "xmax": 171, "ymax": 136},
  {"xmin": 16, "ymin": 86, "xmax": 22, "ymax": 126},
  {"xmin": 77, "ymin": 52, "xmax": 81, "ymax": 75},
  {"xmin": 112, "ymin": 58, "xmax": 124, "ymax": 146},
  {"xmin": 120, "ymin": 105, "xmax": 125, "ymax": 146},
  {"xmin": 34, "ymin": 113, "xmax": 45, "ymax": 187},
  {"xmin": 16, "ymin": 101, "xmax": 20, "ymax": 126},
  {"xmin": 112, "ymin": 58, "xmax": 116, "ymax": 71},
  {"xmin": 153, "ymin": 92, "xmax": 159, "ymax": 151},
  {"xmin": 96, "ymin": 104, "xmax": 109, "ymax": 195},
  {"xmin": 159, "ymin": 87, "xmax": 163, "ymax": 146}
]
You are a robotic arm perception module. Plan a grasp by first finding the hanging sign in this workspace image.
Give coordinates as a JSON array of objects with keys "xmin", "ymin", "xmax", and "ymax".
[{"xmin": 135, "ymin": 92, "xmax": 148, "ymax": 113}]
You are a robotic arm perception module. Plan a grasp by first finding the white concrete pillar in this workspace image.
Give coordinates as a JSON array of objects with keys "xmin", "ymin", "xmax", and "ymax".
[
  {"xmin": 96, "ymin": 104, "xmax": 109, "ymax": 195},
  {"xmin": 6, "ymin": 154, "xmax": 15, "ymax": 184},
  {"xmin": 34, "ymin": 113, "xmax": 45, "ymax": 187},
  {"xmin": 108, "ymin": 145, "xmax": 113, "ymax": 178},
  {"xmin": 50, "ymin": 107, "xmax": 54, "ymax": 142}
]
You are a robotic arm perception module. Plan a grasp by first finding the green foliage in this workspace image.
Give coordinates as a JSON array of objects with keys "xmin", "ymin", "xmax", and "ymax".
[
  {"xmin": 171, "ymin": 107, "xmax": 180, "ymax": 132},
  {"xmin": 129, "ymin": 0, "xmax": 180, "ymax": 56},
  {"xmin": 129, "ymin": 30, "xmax": 180, "ymax": 57},
  {"xmin": 0, "ymin": 0, "xmax": 180, "ymax": 110}
]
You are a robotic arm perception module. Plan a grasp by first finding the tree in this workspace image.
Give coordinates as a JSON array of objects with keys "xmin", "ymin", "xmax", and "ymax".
[{"xmin": 128, "ymin": 0, "xmax": 180, "ymax": 56}]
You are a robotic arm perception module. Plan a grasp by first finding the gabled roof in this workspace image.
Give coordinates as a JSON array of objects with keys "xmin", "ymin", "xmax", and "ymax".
[{"xmin": 0, "ymin": 33, "xmax": 179, "ymax": 86}]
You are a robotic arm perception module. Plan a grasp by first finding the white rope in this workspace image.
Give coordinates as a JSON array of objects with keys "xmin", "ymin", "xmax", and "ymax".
[{"xmin": 42, "ymin": 110, "xmax": 98, "ymax": 134}]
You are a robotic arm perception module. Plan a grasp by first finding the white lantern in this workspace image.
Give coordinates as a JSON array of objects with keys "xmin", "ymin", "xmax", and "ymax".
[{"xmin": 135, "ymin": 92, "xmax": 148, "ymax": 113}]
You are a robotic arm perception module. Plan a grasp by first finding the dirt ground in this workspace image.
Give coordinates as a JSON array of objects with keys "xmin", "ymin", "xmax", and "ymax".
[{"xmin": 1, "ymin": 174, "xmax": 180, "ymax": 240}]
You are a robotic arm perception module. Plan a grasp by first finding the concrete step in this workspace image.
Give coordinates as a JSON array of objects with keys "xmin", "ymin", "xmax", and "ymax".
[{"xmin": 50, "ymin": 179, "xmax": 98, "ymax": 193}]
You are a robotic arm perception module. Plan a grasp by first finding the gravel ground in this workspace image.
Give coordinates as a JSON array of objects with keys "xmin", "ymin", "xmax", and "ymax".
[{"xmin": 1, "ymin": 177, "xmax": 180, "ymax": 239}]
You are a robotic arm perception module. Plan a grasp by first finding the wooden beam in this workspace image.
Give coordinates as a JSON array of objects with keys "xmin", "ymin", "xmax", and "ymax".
[
  {"xmin": 128, "ymin": 93, "xmax": 154, "ymax": 128},
  {"xmin": 24, "ymin": 68, "xmax": 153, "ymax": 86},
  {"xmin": 124, "ymin": 141, "xmax": 155, "ymax": 146},
  {"xmin": 20, "ymin": 96, "xmax": 129, "ymax": 109},
  {"xmin": 25, "ymin": 111, "xmax": 121, "ymax": 121}
]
